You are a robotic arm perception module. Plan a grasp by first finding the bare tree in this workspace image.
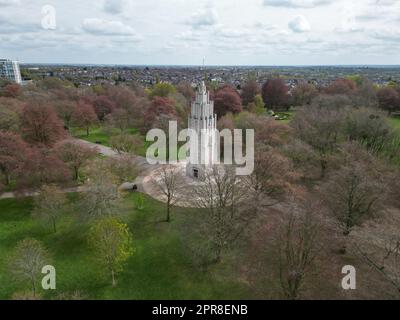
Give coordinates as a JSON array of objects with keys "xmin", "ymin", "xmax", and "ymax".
[
  {"xmin": 109, "ymin": 134, "xmax": 143, "ymax": 155},
  {"xmin": 243, "ymin": 147, "xmax": 296, "ymax": 208},
  {"xmin": 151, "ymin": 165, "xmax": 185, "ymax": 222},
  {"xmin": 10, "ymin": 238, "xmax": 50, "ymax": 297},
  {"xmin": 344, "ymin": 107, "xmax": 394, "ymax": 153},
  {"xmin": 353, "ymin": 209, "xmax": 400, "ymax": 296},
  {"xmin": 291, "ymin": 98, "xmax": 347, "ymax": 177},
  {"xmin": 278, "ymin": 200, "xmax": 320, "ymax": 300},
  {"xmin": 105, "ymin": 155, "xmax": 139, "ymax": 185},
  {"xmin": 78, "ymin": 167, "xmax": 122, "ymax": 221},
  {"xmin": 321, "ymin": 143, "xmax": 388, "ymax": 252},
  {"xmin": 32, "ymin": 185, "xmax": 67, "ymax": 233},
  {"xmin": 282, "ymin": 139, "xmax": 320, "ymax": 181},
  {"xmin": 188, "ymin": 165, "xmax": 251, "ymax": 263}
]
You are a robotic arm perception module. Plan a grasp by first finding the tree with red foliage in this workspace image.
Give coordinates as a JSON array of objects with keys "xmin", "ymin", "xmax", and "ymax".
[
  {"xmin": 214, "ymin": 85, "xmax": 242, "ymax": 118},
  {"xmin": 19, "ymin": 102, "xmax": 67, "ymax": 146},
  {"xmin": 325, "ymin": 78, "xmax": 357, "ymax": 96},
  {"xmin": 241, "ymin": 80, "xmax": 260, "ymax": 106},
  {"xmin": 92, "ymin": 95, "xmax": 116, "ymax": 121},
  {"xmin": 55, "ymin": 141, "xmax": 98, "ymax": 180},
  {"xmin": 17, "ymin": 147, "xmax": 71, "ymax": 189},
  {"xmin": 1, "ymin": 83, "xmax": 21, "ymax": 98},
  {"xmin": 0, "ymin": 132, "xmax": 29, "ymax": 185},
  {"xmin": 104, "ymin": 85, "xmax": 138, "ymax": 110},
  {"xmin": 261, "ymin": 78, "xmax": 289, "ymax": 111},
  {"xmin": 144, "ymin": 96, "xmax": 177, "ymax": 126},
  {"xmin": 377, "ymin": 86, "xmax": 400, "ymax": 115},
  {"xmin": 72, "ymin": 102, "xmax": 98, "ymax": 136}
]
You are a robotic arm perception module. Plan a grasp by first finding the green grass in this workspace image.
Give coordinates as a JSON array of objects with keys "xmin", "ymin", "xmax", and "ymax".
[
  {"xmin": 0, "ymin": 193, "xmax": 250, "ymax": 300},
  {"xmin": 71, "ymin": 127, "xmax": 149, "ymax": 157},
  {"xmin": 389, "ymin": 117, "xmax": 400, "ymax": 130},
  {"xmin": 72, "ymin": 126, "xmax": 189, "ymax": 160},
  {"xmin": 274, "ymin": 111, "xmax": 294, "ymax": 124}
]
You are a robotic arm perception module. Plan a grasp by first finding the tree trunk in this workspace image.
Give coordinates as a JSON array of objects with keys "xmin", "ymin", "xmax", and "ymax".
[
  {"xmin": 86, "ymin": 127, "xmax": 90, "ymax": 137},
  {"xmin": 31, "ymin": 277, "xmax": 36, "ymax": 297},
  {"xmin": 4, "ymin": 172, "xmax": 10, "ymax": 186},
  {"xmin": 111, "ymin": 270, "xmax": 116, "ymax": 287},
  {"xmin": 213, "ymin": 246, "xmax": 222, "ymax": 264},
  {"xmin": 320, "ymin": 159, "xmax": 327, "ymax": 178},
  {"xmin": 74, "ymin": 167, "xmax": 79, "ymax": 181},
  {"xmin": 166, "ymin": 200, "xmax": 171, "ymax": 223},
  {"xmin": 53, "ymin": 219, "xmax": 57, "ymax": 233}
]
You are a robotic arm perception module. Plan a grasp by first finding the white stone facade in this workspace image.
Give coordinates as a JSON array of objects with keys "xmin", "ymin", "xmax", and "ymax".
[{"xmin": 186, "ymin": 82, "xmax": 218, "ymax": 180}]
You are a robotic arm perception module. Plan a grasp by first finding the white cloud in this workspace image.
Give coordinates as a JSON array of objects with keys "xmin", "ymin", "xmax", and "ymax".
[
  {"xmin": 0, "ymin": 0, "xmax": 399, "ymax": 64},
  {"xmin": 185, "ymin": 8, "xmax": 218, "ymax": 28},
  {"xmin": 103, "ymin": 0, "xmax": 127, "ymax": 14},
  {"xmin": 82, "ymin": 18, "xmax": 139, "ymax": 37},
  {"xmin": 0, "ymin": 0, "xmax": 19, "ymax": 6},
  {"xmin": 264, "ymin": 0, "xmax": 332, "ymax": 9},
  {"xmin": 288, "ymin": 15, "xmax": 311, "ymax": 33},
  {"xmin": 372, "ymin": 29, "xmax": 400, "ymax": 42}
]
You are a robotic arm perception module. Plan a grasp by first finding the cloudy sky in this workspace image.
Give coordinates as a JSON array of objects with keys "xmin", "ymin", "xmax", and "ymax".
[{"xmin": 0, "ymin": 0, "xmax": 399, "ymax": 65}]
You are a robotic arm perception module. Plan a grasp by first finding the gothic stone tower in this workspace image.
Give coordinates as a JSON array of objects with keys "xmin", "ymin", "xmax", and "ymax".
[{"xmin": 186, "ymin": 81, "xmax": 217, "ymax": 180}]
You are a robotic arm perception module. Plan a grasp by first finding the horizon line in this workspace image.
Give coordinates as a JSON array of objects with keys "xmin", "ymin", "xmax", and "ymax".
[{"xmin": 19, "ymin": 62, "xmax": 400, "ymax": 68}]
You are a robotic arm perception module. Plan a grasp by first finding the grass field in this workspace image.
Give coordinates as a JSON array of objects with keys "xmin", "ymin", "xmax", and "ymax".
[
  {"xmin": 389, "ymin": 117, "xmax": 400, "ymax": 130},
  {"xmin": 0, "ymin": 193, "xmax": 250, "ymax": 300},
  {"xmin": 274, "ymin": 111, "xmax": 294, "ymax": 124},
  {"xmin": 71, "ymin": 127, "xmax": 149, "ymax": 157},
  {"xmin": 73, "ymin": 126, "xmax": 191, "ymax": 161}
]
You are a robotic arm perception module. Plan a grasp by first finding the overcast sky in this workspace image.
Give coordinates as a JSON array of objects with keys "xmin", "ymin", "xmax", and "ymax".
[{"xmin": 0, "ymin": 0, "xmax": 399, "ymax": 65}]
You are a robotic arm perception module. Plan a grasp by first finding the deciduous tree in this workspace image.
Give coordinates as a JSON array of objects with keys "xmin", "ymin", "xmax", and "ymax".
[
  {"xmin": 109, "ymin": 134, "xmax": 143, "ymax": 155},
  {"xmin": 10, "ymin": 239, "xmax": 50, "ymax": 297},
  {"xmin": 0, "ymin": 132, "xmax": 29, "ymax": 185},
  {"xmin": 377, "ymin": 86, "xmax": 400, "ymax": 115},
  {"xmin": 92, "ymin": 95, "xmax": 116, "ymax": 121},
  {"xmin": 291, "ymin": 82, "xmax": 318, "ymax": 106},
  {"xmin": 71, "ymin": 102, "xmax": 97, "ymax": 136},
  {"xmin": 55, "ymin": 141, "xmax": 98, "ymax": 180},
  {"xmin": 151, "ymin": 165, "xmax": 185, "ymax": 222},
  {"xmin": 18, "ymin": 147, "xmax": 71, "ymax": 189},
  {"xmin": 261, "ymin": 78, "xmax": 289, "ymax": 111},
  {"xmin": 19, "ymin": 102, "xmax": 67, "ymax": 146},
  {"xmin": 32, "ymin": 185, "xmax": 67, "ymax": 233},
  {"xmin": 55, "ymin": 100, "xmax": 77, "ymax": 129},
  {"xmin": 88, "ymin": 218, "xmax": 133, "ymax": 286},
  {"xmin": 325, "ymin": 78, "xmax": 357, "ymax": 96},
  {"xmin": 277, "ymin": 201, "xmax": 320, "ymax": 300},
  {"xmin": 188, "ymin": 166, "xmax": 250, "ymax": 263},
  {"xmin": 214, "ymin": 85, "xmax": 243, "ymax": 118},
  {"xmin": 241, "ymin": 80, "xmax": 261, "ymax": 106},
  {"xmin": 78, "ymin": 171, "xmax": 121, "ymax": 221},
  {"xmin": 321, "ymin": 143, "xmax": 388, "ymax": 252}
]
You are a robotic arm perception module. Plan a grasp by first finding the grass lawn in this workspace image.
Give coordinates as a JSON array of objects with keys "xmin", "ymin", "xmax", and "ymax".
[
  {"xmin": 72, "ymin": 126, "xmax": 190, "ymax": 160},
  {"xmin": 274, "ymin": 111, "xmax": 294, "ymax": 124},
  {"xmin": 0, "ymin": 193, "xmax": 251, "ymax": 300},
  {"xmin": 389, "ymin": 117, "xmax": 400, "ymax": 130},
  {"xmin": 71, "ymin": 127, "xmax": 149, "ymax": 157}
]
